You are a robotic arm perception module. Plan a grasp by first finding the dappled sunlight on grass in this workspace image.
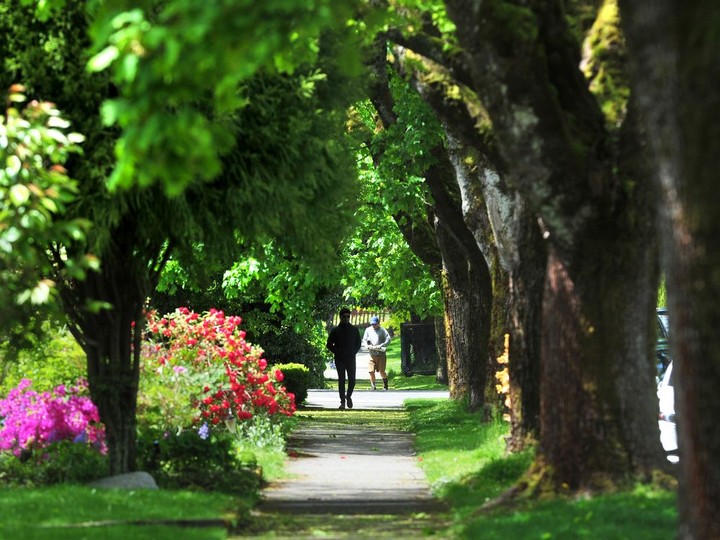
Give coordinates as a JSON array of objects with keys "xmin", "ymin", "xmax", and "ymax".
[
  {"xmin": 404, "ymin": 399, "xmax": 678, "ymax": 539},
  {"xmin": 461, "ymin": 489, "xmax": 676, "ymax": 540},
  {"xmin": 405, "ymin": 399, "xmax": 512, "ymax": 500}
]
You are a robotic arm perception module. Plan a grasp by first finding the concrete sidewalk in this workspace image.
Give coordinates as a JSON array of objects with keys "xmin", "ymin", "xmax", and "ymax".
[
  {"xmin": 257, "ymin": 389, "xmax": 450, "ymax": 516},
  {"xmin": 259, "ymin": 424, "xmax": 440, "ymax": 515},
  {"xmin": 303, "ymin": 389, "xmax": 450, "ymax": 410}
]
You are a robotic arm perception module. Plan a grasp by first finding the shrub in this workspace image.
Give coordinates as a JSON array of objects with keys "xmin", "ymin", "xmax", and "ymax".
[
  {"xmin": 272, "ymin": 363, "xmax": 311, "ymax": 405},
  {"xmin": 0, "ymin": 322, "xmax": 85, "ymax": 395},
  {"xmin": 254, "ymin": 325, "xmax": 327, "ymax": 389},
  {"xmin": 136, "ymin": 428, "xmax": 260, "ymax": 495},
  {"xmin": 0, "ymin": 440, "xmax": 108, "ymax": 486},
  {"xmin": 0, "ymin": 378, "xmax": 107, "ymax": 488},
  {"xmin": 140, "ymin": 307, "xmax": 296, "ymax": 432},
  {"xmin": 135, "ymin": 307, "xmax": 298, "ymax": 493},
  {"xmin": 0, "ymin": 379, "xmax": 106, "ymax": 458}
]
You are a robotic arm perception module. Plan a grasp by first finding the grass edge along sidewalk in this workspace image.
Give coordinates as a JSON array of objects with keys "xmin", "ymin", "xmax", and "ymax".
[
  {"xmin": 0, "ymin": 399, "xmax": 678, "ymax": 539},
  {"xmin": 237, "ymin": 407, "xmax": 452, "ymax": 539},
  {"xmin": 405, "ymin": 398, "xmax": 678, "ymax": 539}
]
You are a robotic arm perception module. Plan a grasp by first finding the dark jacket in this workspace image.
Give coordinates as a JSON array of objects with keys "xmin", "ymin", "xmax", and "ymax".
[{"xmin": 326, "ymin": 322, "xmax": 361, "ymax": 363}]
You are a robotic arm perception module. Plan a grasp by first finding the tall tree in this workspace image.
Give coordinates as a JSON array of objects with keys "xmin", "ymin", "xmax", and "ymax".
[
  {"xmin": 1, "ymin": 2, "xmax": 361, "ymax": 473},
  {"xmin": 619, "ymin": 2, "xmax": 720, "ymax": 537},
  {"xmin": 436, "ymin": 0, "xmax": 666, "ymax": 491},
  {"xmin": 394, "ymin": 42, "xmax": 545, "ymax": 444},
  {"xmin": 362, "ymin": 48, "xmax": 494, "ymax": 408},
  {"xmin": 378, "ymin": 0, "xmax": 667, "ymax": 490}
]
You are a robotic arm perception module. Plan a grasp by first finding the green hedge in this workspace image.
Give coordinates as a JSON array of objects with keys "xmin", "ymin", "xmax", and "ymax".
[{"xmin": 273, "ymin": 362, "xmax": 311, "ymax": 405}]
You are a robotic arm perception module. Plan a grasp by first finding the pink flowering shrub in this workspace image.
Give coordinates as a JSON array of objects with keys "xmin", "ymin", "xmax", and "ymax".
[
  {"xmin": 0, "ymin": 378, "xmax": 106, "ymax": 457},
  {"xmin": 140, "ymin": 307, "xmax": 295, "ymax": 434}
]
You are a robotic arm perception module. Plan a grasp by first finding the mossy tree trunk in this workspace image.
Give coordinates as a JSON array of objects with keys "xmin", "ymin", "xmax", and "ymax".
[
  {"xmin": 365, "ymin": 40, "xmax": 493, "ymax": 410},
  {"xmin": 398, "ymin": 51, "xmax": 545, "ymax": 449},
  {"xmin": 433, "ymin": 213, "xmax": 492, "ymax": 411},
  {"xmin": 438, "ymin": 0, "xmax": 667, "ymax": 490}
]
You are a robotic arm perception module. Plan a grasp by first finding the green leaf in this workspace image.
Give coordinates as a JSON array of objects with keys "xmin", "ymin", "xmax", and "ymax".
[
  {"xmin": 88, "ymin": 45, "xmax": 120, "ymax": 72},
  {"xmin": 2, "ymin": 226, "xmax": 21, "ymax": 244},
  {"xmin": 100, "ymin": 100, "xmax": 122, "ymax": 126},
  {"xmin": 9, "ymin": 184, "xmax": 31, "ymax": 206},
  {"xmin": 40, "ymin": 198, "xmax": 59, "ymax": 213},
  {"xmin": 86, "ymin": 300, "xmax": 114, "ymax": 313},
  {"xmin": 30, "ymin": 279, "xmax": 53, "ymax": 305},
  {"xmin": 46, "ymin": 116, "xmax": 71, "ymax": 129},
  {"xmin": 67, "ymin": 132, "xmax": 86, "ymax": 144},
  {"xmin": 6, "ymin": 155, "xmax": 22, "ymax": 177}
]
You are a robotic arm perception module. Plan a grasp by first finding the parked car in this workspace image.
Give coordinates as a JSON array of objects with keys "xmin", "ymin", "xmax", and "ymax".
[
  {"xmin": 655, "ymin": 307, "xmax": 678, "ymax": 462},
  {"xmin": 657, "ymin": 360, "xmax": 678, "ymax": 463},
  {"xmin": 655, "ymin": 307, "xmax": 671, "ymax": 380}
]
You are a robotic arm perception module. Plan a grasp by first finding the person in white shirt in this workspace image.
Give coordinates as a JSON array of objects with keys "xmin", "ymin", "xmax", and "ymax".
[{"xmin": 362, "ymin": 316, "xmax": 391, "ymax": 390}]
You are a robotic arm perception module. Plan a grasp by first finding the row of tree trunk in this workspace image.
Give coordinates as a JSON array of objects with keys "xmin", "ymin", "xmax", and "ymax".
[{"xmin": 364, "ymin": 1, "xmax": 720, "ymax": 537}]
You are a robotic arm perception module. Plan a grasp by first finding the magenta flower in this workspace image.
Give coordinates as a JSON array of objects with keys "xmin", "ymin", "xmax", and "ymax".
[{"xmin": 0, "ymin": 379, "xmax": 106, "ymax": 457}]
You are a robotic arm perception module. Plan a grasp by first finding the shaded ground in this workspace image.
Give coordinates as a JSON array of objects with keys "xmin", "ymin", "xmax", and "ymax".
[{"xmin": 231, "ymin": 396, "xmax": 453, "ymax": 539}]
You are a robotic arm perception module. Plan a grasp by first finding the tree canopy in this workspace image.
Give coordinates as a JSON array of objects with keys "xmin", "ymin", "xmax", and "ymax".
[{"xmin": 3, "ymin": 1, "xmax": 720, "ymax": 536}]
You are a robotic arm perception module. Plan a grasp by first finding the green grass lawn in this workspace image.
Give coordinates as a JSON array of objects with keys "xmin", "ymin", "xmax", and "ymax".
[
  {"xmin": 0, "ymin": 391, "xmax": 677, "ymax": 539},
  {"xmin": 0, "ymin": 485, "xmax": 243, "ymax": 540},
  {"xmin": 405, "ymin": 399, "xmax": 678, "ymax": 539}
]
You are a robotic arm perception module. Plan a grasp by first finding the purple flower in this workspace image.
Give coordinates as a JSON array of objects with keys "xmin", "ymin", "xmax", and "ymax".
[
  {"xmin": 198, "ymin": 423, "xmax": 210, "ymax": 440},
  {"xmin": 0, "ymin": 378, "xmax": 105, "ymax": 457}
]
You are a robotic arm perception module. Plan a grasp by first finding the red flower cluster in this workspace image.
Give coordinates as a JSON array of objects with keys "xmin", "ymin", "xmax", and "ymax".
[{"xmin": 144, "ymin": 308, "xmax": 295, "ymax": 428}]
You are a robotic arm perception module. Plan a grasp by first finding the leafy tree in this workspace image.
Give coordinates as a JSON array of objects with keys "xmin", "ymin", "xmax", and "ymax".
[
  {"xmin": 0, "ymin": 84, "xmax": 96, "ymax": 359},
  {"xmin": 341, "ymin": 153, "xmax": 441, "ymax": 320},
  {"xmin": 376, "ymin": 0, "xmax": 666, "ymax": 495},
  {"xmin": 87, "ymin": 0, "xmax": 363, "ymax": 195},
  {"xmin": 355, "ymin": 39, "xmax": 499, "ymax": 408},
  {"xmin": 1, "ymin": 2, "xmax": 361, "ymax": 474}
]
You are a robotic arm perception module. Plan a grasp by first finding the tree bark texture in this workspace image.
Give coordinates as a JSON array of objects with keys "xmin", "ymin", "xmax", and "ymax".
[
  {"xmin": 60, "ymin": 217, "xmax": 165, "ymax": 474},
  {"xmin": 396, "ymin": 45, "xmax": 547, "ymax": 449},
  {"xmin": 505, "ymin": 213, "xmax": 545, "ymax": 451},
  {"xmin": 620, "ymin": 1, "xmax": 720, "ymax": 537},
  {"xmin": 424, "ymin": 148, "xmax": 494, "ymax": 412},
  {"xmin": 366, "ymin": 40, "xmax": 494, "ymax": 410},
  {"xmin": 441, "ymin": 0, "xmax": 666, "ymax": 490},
  {"xmin": 433, "ymin": 315, "xmax": 449, "ymax": 384}
]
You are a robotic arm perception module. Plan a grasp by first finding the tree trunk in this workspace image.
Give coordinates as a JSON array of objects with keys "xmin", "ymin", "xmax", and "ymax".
[
  {"xmin": 60, "ymin": 218, "xmax": 164, "ymax": 474},
  {"xmin": 366, "ymin": 39, "xmax": 494, "ymax": 408},
  {"xmin": 435, "ymin": 219, "xmax": 491, "ymax": 411},
  {"xmin": 400, "ymin": 58, "xmax": 545, "ymax": 449},
  {"xmin": 441, "ymin": 0, "xmax": 667, "ymax": 491},
  {"xmin": 420, "ymin": 145, "xmax": 494, "ymax": 412},
  {"xmin": 538, "ymin": 236, "xmax": 661, "ymax": 491},
  {"xmin": 620, "ymin": 2, "xmax": 720, "ymax": 537},
  {"xmin": 433, "ymin": 315, "xmax": 448, "ymax": 384},
  {"xmin": 505, "ymin": 214, "xmax": 545, "ymax": 451}
]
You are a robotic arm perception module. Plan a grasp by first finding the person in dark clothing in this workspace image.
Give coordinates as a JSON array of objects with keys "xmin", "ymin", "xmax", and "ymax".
[{"xmin": 326, "ymin": 307, "xmax": 361, "ymax": 409}]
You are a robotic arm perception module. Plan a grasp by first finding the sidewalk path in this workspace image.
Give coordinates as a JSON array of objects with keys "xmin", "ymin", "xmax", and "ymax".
[
  {"xmin": 259, "ymin": 424, "xmax": 437, "ymax": 514},
  {"xmin": 303, "ymin": 389, "xmax": 450, "ymax": 410},
  {"xmin": 242, "ymin": 390, "xmax": 452, "ymax": 538}
]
